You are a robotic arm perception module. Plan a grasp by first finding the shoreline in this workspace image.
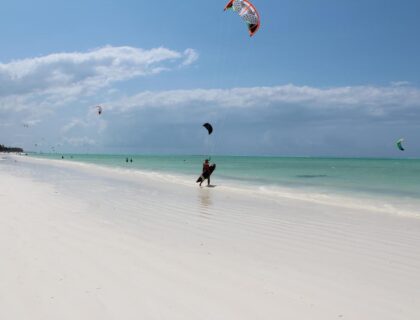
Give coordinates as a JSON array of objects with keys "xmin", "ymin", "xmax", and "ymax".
[{"xmin": 19, "ymin": 153, "xmax": 420, "ymax": 219}]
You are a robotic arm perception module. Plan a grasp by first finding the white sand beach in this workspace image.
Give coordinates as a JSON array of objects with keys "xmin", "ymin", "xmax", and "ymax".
[{"xmin": 1, "ymin": 154, "xmax": 419, "ymax": 320}]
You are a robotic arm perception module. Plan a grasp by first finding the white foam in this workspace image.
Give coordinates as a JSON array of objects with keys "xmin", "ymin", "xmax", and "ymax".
[{"xmin": 19, "ymin": 154, "xmax": 420, "ymax": 219}]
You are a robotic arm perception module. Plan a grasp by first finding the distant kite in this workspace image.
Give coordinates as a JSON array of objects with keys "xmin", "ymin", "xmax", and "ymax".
[
  {"xmin": 396, "ymin": 138, "xmax": 405, "ymax": 151},
  {"xmin": 203, "ymin": 123, "xmax": 213, "ymax": 135},
  {"xmin": 96, "ymin": 105, "xmax": 103, "ymax": 115}
]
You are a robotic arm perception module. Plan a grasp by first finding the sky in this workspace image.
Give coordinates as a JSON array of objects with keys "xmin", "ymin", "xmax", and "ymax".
[{"xmin": 1, "ymin": 0, "xmax": 420, "ymax": 157}]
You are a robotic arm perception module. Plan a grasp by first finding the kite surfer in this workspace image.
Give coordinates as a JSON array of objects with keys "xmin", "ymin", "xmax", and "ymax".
[
  {"xmin": 197, "ymin": 122, "xmax": 216, "ymax": 186},
  {"xmin": 200, "ymin": 159, "xmax": 211, "ymax": 187},
  {"xmin": 197, "ymin": 159, "xmax": 215, "ymax": 187}
]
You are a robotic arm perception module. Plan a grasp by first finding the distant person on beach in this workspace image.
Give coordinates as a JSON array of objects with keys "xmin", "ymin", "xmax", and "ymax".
[
  {"xmin": 126, "ymin": 158, "xmax": 129, "ymax": 163},
  {"xmin": 199, "ymin": 159, "xmax": 211, "ymax": 187},
  {"xmin": 130, "ymin": 158, "xmax": 133, "ymax": 163}
]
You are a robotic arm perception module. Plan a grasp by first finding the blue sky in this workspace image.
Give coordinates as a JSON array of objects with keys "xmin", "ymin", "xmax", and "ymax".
[{"xmin": 1, "ymin": 0, "xmax": 420, "ymax": 156}]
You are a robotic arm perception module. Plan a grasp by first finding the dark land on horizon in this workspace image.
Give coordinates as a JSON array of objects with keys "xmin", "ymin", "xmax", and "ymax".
[{"xmin": 0, "ymin": 144, "xmax": 24, "ymax": 153}]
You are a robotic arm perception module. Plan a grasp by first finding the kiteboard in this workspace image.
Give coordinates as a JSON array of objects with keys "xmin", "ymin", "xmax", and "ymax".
[{"xmin": 196, "ymin": 164, "xmax": 216, "ymax": 183}]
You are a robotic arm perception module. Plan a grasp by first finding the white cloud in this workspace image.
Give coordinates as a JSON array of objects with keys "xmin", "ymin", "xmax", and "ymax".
[
  {"xmin": 110, "ymin": 84, "xmax": 420, "ymax": 117},
  {"xmin": 61, "ymin": 113, "xmax": 108, "ymax": 136},
  {"xmin": 22, "ymin": 119, "xmax": 41, "ymax": 127},
  {"xmin": 180, "ymin": 49, "xmax": 199, "ymax": 66},
  {"xmin": 0, "ymin": 121, "xmax": 13, "ymax": 128},
  {"xmin": 61, "ymin": 119, "xmax": 89, "ymax": 134},
  {"xmin": 390, "ymin": 81, "xmax": 410, "ymax": 87},
  {"xmin": 0, "ymin": 46, "xmax": 198, "ymax": 111},
  {"xmin": 63, "ymin": 136, "xmax": 96, "ymax": 147}
]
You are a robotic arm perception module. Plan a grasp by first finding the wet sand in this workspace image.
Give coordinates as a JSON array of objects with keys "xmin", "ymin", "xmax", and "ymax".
[{"xmin": 1, "ymin": 154, "xmax": 419, "ymax": 319}]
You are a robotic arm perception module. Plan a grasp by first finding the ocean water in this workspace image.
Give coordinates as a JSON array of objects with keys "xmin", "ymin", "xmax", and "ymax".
[{"xmin": 29, "ymin": 153, "xmax": 420, "ymax": 202}]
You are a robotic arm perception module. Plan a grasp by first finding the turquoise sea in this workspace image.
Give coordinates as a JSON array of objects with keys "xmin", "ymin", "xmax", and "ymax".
[{"xmin": 30, "ymin": 153, "xmax": 420, "ymax": 203}]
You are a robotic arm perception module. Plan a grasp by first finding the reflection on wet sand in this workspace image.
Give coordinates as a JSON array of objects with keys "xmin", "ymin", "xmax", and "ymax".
[{"xmin": 198, "ymin": 187, "xmax": 213, "ymax": 216}]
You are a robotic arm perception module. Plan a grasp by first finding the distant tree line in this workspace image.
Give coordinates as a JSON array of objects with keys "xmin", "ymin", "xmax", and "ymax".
[{"xmin": 0, "ymin": 144, "xmax": 24, "ymax": 153}]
